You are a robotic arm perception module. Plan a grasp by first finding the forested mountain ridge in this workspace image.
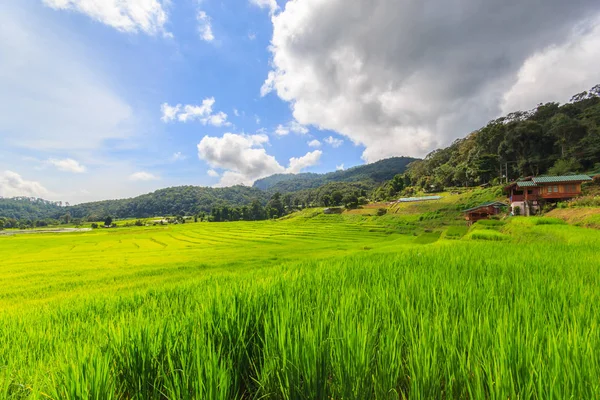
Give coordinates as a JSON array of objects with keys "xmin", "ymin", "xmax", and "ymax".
[
  {"xmin": 0, "ymin": 186, "xmax": 269, "ymax": 223},
  {"xmin": 405, "ymin": 85, "xmax": 600, "ymax": 190},
  {"xmin": 253, "ymin": 157, "xmax": 418, "ymax": 192}
]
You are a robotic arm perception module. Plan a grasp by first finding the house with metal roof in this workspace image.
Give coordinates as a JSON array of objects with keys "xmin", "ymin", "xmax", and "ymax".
[
  {"xmin": 463, "ymin": 201, "xmax": 508, "ymax": 225},
  {"xmin": 504, "ymin": 175, "xmax": 592, "ymax": 216}
]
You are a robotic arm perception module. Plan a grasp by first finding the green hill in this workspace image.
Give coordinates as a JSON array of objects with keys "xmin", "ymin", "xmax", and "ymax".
[
  {"xmin": 253, "ymin": 156, "xmax": 418, "ymax": 192},
  {"xmin": 405, "ymin": 84, "xmax": 600, "ymax": 190},
  {"xmin": 0, "ymin": 186, "xmax": 269, "ymax": 222}
]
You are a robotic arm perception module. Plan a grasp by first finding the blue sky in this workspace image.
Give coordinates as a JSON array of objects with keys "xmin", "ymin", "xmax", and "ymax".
[{"xmin": 1, "ymin": 0, "xmax": 599, "ymax": 203}]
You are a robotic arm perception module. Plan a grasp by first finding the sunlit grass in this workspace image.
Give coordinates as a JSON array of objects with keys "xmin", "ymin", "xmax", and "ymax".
[{"xmin": 1, "ymin": 211, "xmax": 600, "ymax": 399}]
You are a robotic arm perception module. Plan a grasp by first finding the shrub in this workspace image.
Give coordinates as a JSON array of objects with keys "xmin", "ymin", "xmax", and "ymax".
[
  {"xmin": 376, "ymin": 208, "xmax": 387, "ymax": 216},
  {"xmin": 514, "ymin": 206, "xmax": 521, "ymax": 216},
  {"xmin": 91, "ymin": 223, "xmax": 98, "ymax": 229}
]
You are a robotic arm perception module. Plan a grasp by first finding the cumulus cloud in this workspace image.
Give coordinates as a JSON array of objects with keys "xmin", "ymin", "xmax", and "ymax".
[
  {"xmin": 336, "ymin": 164, "xmax": 344, "ymax": 171},
  {"xmin": 197, "ymin": 132, "xmax": 322, "ymax": 186},
  {"xmin": 207, "ymin": 169, "xmax": 220, "ymax": 177},
  {"xmin": 129, "ymin": 171, "xmax": 160, "ymax": 181},
  {"xmin": 287, "ymin": 150, "xmax": 322, "ymax": 173},
  {"xmin": 42, "ymin": 0, "xmax": 170, "ymax": 36},
  {"xmin": 0, "ymin": 171, "xmax": 49, "ymax": 198},
  {"xmin": 324, "ymin": 136, "xmax": 343, "ymax": 148},
  {"xmin": 197, "ymin": 10, "xmax": 214, "ymax": 42},
  {"xmin": 263, "ymin": 0, "xmax": 600, "ymax": 161},
  {"xmin": 307, "ymin": 139, "xmax": 321, "ymax": 148},
  {"xmin": 48, "ymin": 158, "xmax": 86, "ymax": 173},
  {"xmin": 161, "ymin": 98, "xmax": 231, "ymax": 127},
  {"xmin": 249, "ymin": 0, "xmax": 279, "ymax": 15}
]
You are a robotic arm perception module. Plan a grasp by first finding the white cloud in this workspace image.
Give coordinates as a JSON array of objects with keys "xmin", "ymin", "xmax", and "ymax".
[
  {"xmin": 161, "ymin": 98, "xmax": 231, "ymax": 126},
  {"xmin": 308, "ymin": 139, "xmax": 321, "ymax": 147},
  {"xmin": 233, "ymin": 108, "xmax": 240, "ymax": 117},
  {"xmin": 324, "ymin": 136, "xmax": 343, "ymax": 148},
  {"xmin": 197, "ymin": 132, "xmax": 323, "ymax": 186},
  {"xmin": 42, "ymin": 0, "xmax": 170, "ymax": 36},
  {"xmin": 336, "ymin": 164, "xmax": 345, "ymax": 171},
  {"xmin": 0, "ymin": 171, "xmax": 49, "ymax": 198},
  {"xmin": 0, "ymin": 3, "xmax": 135, "ymax": 151},
  {"xmin": 179, "ymin": 98, "xmax": 216, "ymax": 122},
  {"xmin": 172, "ymin": 152, "xmax": 186, "ymax": 161},
  {"xmin": 249, "ymin": 0, "xmax": 279, "ymax": 15},
  {"xmin": 161, "ymin": 103, "xmax": 181, "ymax": 122},
  {"xmin": 129, "ymin": 171, "xmax": 160, "ymax": 181},
  {"xmin": 248, "ymin": 32, "xmax": 257, "ymax": 40},
  {"xmin": 207, "ymin": 169, "xmax": 220, "ymax": 177},
  {"xmin": 264, "ymin": 0, "xmax": 600, "ymax": 161},
  {"xmin": 48, "ymin": 158, "xmax": 86, "ymax": 173},
  {"xmin": 197, "ymin": 11, "xmax": 214, "ymax": 42},
  {"xmin": 275, "ymin": 124, "xmax": 289, "ymax": 136},
  {"xmin": 286, "ymin": 150, "xmax": 322, "ymax": 173},
  {"xmin": 205, "ymin": 111, "xmax": 229, "ymax": 127},
  {"xmin": 275, "ymin": 120, "xmax": 309, "ymax": 136},
  {"xmin": 255, "ymin": 115, "xmax": 261, "ymax": 124},
  {"xmin": 501, "ymin": 17, "xmax": 600, "ymax": 114}
]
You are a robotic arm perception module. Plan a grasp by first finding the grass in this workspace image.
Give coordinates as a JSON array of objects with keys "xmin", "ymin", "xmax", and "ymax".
[{"xmin": 1, "ymin": 206, "xmax": 600, "ymax": 399}]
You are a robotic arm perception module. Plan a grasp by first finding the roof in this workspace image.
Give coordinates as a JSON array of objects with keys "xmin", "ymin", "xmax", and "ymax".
[
  {"xmin": 507, "ymin": 174, "xmax": 592, "ymax": 189},
  {"xmin": 532, "ymin": 175, "xmax": 592, "ymax": 183},
  {"xmin": 516, "ymin": 181, "xmax": 538, "ymax": 187},
  {"xmin": 463, "ymin": 201, "xmax": 508, "ymax": 213},
  {"xmin": 395, "ymin": 195, "xmax": 442, "ymax": 203}
]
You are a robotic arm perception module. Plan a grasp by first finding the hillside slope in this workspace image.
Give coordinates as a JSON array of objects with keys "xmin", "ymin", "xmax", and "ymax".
[{"xmin": 253, "ymin": 157, "xmax": 418, "ymax": 192}]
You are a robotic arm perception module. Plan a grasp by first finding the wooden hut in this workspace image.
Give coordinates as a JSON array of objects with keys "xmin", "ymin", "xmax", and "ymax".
[{"xmin": 463, "ymin": 201, "xmax": 508, "ymax": 225}]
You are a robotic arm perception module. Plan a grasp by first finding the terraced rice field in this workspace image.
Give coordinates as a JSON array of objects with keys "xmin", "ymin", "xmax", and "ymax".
[{"xmin": 1, "ymin": 211, "xmax": 600, "ymax": 399}]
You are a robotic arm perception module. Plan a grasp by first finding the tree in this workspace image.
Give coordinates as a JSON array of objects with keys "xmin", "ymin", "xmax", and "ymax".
[
  {"xmin": 331, "ymin": 191, "xmax": 343, "ymax": 206},
  {"xmin": 250, "ymin": 200, "xmax": 265, "ymax": 221},
  {"xmin": 343, "ymin": 193, "xmax": 359, "ymax": 209},
  {"xmin": 61, "ymin": 213, "xmax": 72, "ymax": 225},
  {"xmin": 266, "ymin": 193, "xmax": 285, "ymax": 219},
  {"xmin": 548, "ymin": 158, "xmax": 582, "ymax": 176},
  {"xmin": 0, "ymin": 218, "xmax": 4, "ymax": 230},
  {"xmin": 548, "ymin": 113, "xmax": 586, "ymax": 158},
  {"xmin": 104, "ymin": 216, "xmax": 113, "ymax": 227}
]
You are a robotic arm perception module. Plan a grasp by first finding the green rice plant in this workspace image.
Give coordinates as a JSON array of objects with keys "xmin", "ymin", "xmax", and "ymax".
[
  {"xmin": 532, "ymin": 217, "xmax": 566, "ymax": 225},
  {"xmin": 1, "ymin": 214, "xmax": 600, "ymax": 399},
  {"xmin": 467, "ymin": 229, "xmax": 510, "ymax": 241}
]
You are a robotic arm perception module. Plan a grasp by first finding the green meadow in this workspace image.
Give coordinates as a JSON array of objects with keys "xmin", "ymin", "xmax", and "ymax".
[{"xmin": 1, "ymin": 208, "xmax": 600, "ymax": 399}]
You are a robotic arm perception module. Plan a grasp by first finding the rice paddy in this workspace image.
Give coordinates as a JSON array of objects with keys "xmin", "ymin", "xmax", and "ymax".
[{"xmin": 1, "ymin": 210, "xmax": 600, "ymax": 399}]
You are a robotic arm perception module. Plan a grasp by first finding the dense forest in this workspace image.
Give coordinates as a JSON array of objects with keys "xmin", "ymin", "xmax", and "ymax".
[
  {"xmin": 405, "ymin": 85, "xmax": 600, "ymax": 191},
  {"xmin": 253, "ymin": 157, "xmax": 417, "ymax": 192},
  {"xmin": 0, "ymin": 186, "xmax": 269, "ymax": 225}
]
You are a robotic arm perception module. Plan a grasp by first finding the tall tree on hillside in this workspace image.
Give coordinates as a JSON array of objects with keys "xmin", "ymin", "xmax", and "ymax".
[
  {"xmin": 548, "ymin": 113, "xmax": 586, "ymax": 158},
  {"xmin": 249, "ymin": 199, "xmax": 265, "ymax": 221},
  {"xmin": 266, "ymin": 193, "xmax": 285, "ymax": 219}
]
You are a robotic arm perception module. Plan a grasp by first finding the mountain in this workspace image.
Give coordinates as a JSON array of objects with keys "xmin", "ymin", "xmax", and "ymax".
[{"xmin": 253, "ymin": 157, "xmax": 419, "ymax": 192}]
